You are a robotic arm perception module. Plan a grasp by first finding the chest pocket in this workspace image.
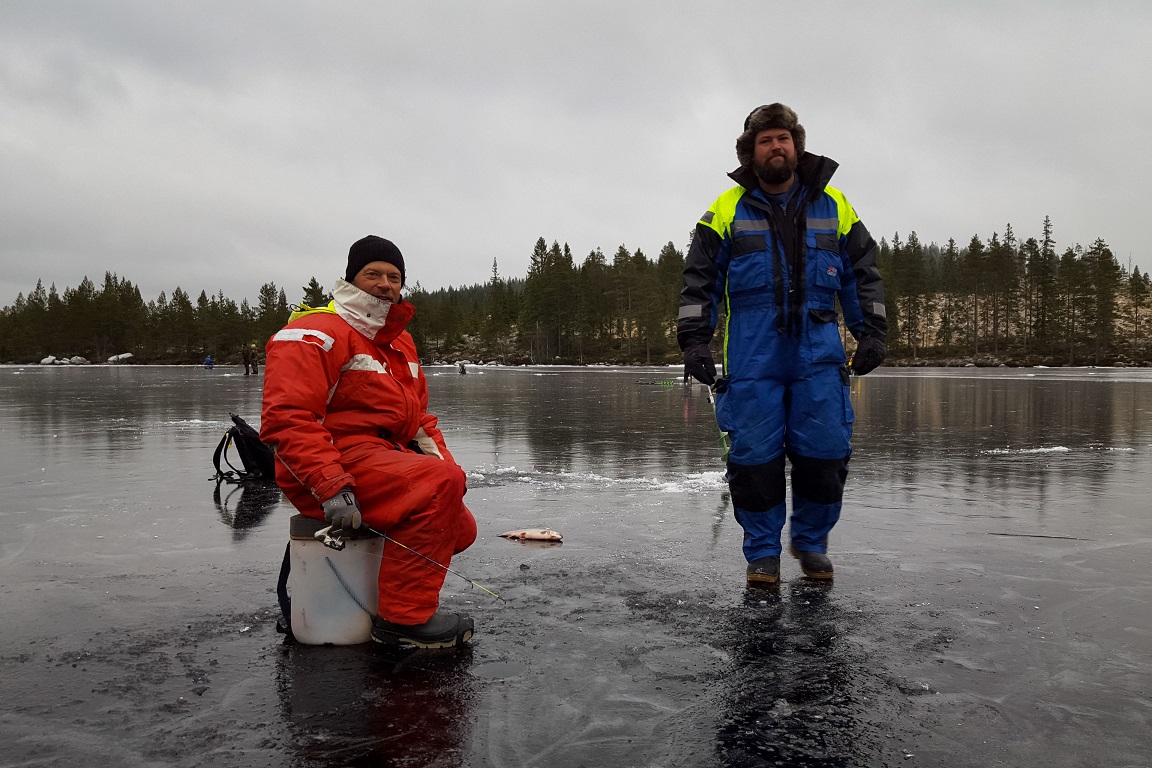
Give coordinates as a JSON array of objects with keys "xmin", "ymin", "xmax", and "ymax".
[
  {"xmin": 806, "ymin": 229, "xmax": 842, "ymax": 309},
  {"xmin": 727, "ymin": 232, "xmax": 772, "ymax": 296}
]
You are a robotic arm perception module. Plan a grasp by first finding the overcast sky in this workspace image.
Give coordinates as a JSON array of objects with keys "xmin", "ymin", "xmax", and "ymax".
[{"xmin": 2, "ymin": 1, "xmax": 1149, "ymax": 309}]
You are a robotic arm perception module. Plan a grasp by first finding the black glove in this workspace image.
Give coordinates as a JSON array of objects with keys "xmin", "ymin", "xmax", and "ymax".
[
  {"xmin": 683, "ymin": 343, "xmax": 717, "ymax": 386},
  {"xmin": 321, "ymin": 487, "xmax": 362, "ymax": 530},
  {"xmin": 850, "ymin": 335, "xmax": 886, "ymax": 376}
]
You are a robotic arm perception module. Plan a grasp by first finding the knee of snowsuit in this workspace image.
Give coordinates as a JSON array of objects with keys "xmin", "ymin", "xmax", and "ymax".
[
  {"xmin": 279, "ymin": 441, "xmax": 477, "ymax": 625},
  {"xmin": 788, "ymin": 451, "xmax": 849, "ymax": 553},
  {"xmin": 727, "ymin": 450, "xmax": 850, "ymax": 560},
  {"xmin": 718, "ymin": 360, "xmax": 853, "ymax": 561},
  {"xmin": 728, "ymin": 454, "xmax": 788, "ymax": 560}
]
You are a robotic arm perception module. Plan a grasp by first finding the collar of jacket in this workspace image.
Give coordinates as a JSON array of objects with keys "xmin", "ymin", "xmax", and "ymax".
[
  {"xmin": 727, "ymin": 152, "xmax": 839, "ymax": 202},
  {"xmin": 332, "ymin": 278, "xmax": 415, "ymax": 343}
]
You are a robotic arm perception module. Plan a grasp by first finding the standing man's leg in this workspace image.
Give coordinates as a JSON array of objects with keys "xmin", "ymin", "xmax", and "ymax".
[
  {"xmin": 718, "ymin": 376, "xmax": 787, "ymax": 582},
  {"xmin": 785, "ymin": 363, "xmax": 853, "ymax": 577}
]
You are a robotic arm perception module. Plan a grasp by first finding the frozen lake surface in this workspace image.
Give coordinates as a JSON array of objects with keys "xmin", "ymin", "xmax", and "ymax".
[{"xmin": 1, "ymin": 364, "xmax": 1150, "ymax": 767}]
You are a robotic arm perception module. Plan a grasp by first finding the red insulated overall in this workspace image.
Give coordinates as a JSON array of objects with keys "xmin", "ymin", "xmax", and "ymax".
[{"xmin": 260, "ymin": 280, "xmax": 477, "ymax": 624}]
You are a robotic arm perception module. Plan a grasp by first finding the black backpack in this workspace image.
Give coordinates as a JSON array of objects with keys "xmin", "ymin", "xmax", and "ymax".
[{"xmin": 213, "ymin": 413, "xmax": 277, "ymax": 484}]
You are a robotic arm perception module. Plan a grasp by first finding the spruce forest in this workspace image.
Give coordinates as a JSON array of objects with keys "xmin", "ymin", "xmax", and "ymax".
[{"xmin": 3, "ymin": 218, "xmax": 1150, "ymax": 367}]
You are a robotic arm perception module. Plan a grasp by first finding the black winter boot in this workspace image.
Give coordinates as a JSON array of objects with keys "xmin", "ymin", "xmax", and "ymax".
[
  {"xmin": 371, "ymin": 611, "xmax": 475, "ymax": 649},
  {"xmin": 789, "ymin": 545, "xmax": 834, "ymax": 579},
  {"xmin": 746, "ymin": 556, "xmax": 780, "ymax": 584}
]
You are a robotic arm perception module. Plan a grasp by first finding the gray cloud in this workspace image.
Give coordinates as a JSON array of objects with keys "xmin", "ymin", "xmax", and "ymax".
[{"xmin": 2, "ymin": 1, "xmax": 1149, "ymax": 309}]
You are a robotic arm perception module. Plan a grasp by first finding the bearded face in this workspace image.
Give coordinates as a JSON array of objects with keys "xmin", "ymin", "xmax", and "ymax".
[{"xmin": 751, "ymin": 129, "xmax": 798, "ymax": 188}]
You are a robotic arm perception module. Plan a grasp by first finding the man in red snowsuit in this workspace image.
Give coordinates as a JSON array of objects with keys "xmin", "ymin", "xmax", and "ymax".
[{"xmin": 261, "ymin": 235, "xmax": 477, "ymax": 648}]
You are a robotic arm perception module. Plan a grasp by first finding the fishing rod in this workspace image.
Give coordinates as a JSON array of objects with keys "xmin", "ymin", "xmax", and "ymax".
[
  {"xmin": 707, "ymin": 377, "xmax": 731, "ymax": 459},
  {"xmin": 314, "ymin": 524, "xmax": 506, "ymax": 603}
]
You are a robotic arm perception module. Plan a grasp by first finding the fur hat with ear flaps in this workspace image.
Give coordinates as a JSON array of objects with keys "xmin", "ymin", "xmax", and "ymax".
[{"xmin": 735, "ymin": 103, "xmax": 806, "ymax": 168}]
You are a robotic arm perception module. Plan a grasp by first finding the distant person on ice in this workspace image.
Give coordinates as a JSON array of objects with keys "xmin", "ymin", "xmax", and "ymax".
[
  {"xmin": 203, "ymin": 354, "xmax": 213, "ymax": 370},
  {"xmin": 261, "ymin": 235, "xmax": 477, "ymax": 648},
  {"xmin": 241, "ymin": 344, "xmax": 259, "ymax": 376},
  {"xmin": 678, "ymin": 103, "xmax": 888, "ymax": 585}
]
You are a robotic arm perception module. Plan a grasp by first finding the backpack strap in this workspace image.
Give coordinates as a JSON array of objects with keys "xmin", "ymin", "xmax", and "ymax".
[
  {"xmin": 212, "ymin": 431, "xmax": 232, "ymax": 478},
  {"xmin": 275, "ymin": 542, "xmax": 294, "ymax": 639}
]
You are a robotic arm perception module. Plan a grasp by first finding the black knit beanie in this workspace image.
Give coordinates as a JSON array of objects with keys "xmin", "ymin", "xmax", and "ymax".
[
  {"xmin": 345, "ymin": 235, "xmax": 406, "ymax": 286},
  {"xmin": 735, "ymin": 103, "xmax": 806, "ymax": 168}
]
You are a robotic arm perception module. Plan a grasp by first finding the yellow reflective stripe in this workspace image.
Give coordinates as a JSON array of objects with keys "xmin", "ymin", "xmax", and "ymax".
[
  {"xmin": 824, "ymin": 185, "xmax": 858, "ymax": 238},
  {"xmin": 723, "ymin": 286, "xmax": 731, "ymax": 373}
]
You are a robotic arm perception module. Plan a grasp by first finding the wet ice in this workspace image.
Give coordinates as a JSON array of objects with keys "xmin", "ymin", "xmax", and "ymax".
[{"xmin": 0, "ymin": 364, "xmax": 1150, "ymax": 766}]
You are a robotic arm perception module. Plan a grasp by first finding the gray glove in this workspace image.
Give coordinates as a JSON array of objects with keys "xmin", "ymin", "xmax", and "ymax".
[{"xmin": 321, "ymin": 487, "xmax": 362, "ymax": 530}]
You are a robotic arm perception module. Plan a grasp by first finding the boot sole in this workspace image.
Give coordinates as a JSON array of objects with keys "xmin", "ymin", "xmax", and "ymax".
[
  {"xmin": 746, "ymin": 572, "xmax": 780, "ymax": 584},
  {"xmin": 371, "ymin": 627, "xmax": 474, "ymax": 649}
]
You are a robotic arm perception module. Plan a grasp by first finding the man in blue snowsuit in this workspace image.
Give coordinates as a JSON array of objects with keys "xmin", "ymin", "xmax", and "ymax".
[{"xmin": 679, "ymin": 103, "xmax": 887, "ymax": 584}]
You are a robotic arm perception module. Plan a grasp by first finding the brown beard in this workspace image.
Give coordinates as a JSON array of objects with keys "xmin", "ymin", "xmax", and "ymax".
[{"xmin": 754, "ymin": 153, "xmax": 797, "ymax": 186}]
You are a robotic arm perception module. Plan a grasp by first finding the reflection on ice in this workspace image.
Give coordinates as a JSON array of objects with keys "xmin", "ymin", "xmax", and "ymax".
[
  {"xmin": 468, "ymin": 465, "xmax": 726, "ymax": 493},
  {"xmin": 0, "ymin": 365, "xmax": 1150, "ymax": 767},
  {"xmin": 981, "ymin": 446, "xmax": 1071, "ymax": 454}
]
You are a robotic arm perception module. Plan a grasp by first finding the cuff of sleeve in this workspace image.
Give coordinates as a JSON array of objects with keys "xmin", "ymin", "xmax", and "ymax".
[{"xmin": 310, "ymin": 467, "xmax": 356, "ymax": 503}]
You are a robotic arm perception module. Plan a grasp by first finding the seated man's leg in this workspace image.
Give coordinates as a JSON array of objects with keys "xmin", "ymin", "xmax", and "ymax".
[{"xmin": 342, "ymin": 443, "xmax": 477, "ymax": 625}]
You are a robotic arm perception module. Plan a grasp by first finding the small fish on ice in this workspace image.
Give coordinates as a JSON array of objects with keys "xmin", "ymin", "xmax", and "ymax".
[{"xmin": 499, "ymin": 528, "xmax": 563, "ymax": 542}]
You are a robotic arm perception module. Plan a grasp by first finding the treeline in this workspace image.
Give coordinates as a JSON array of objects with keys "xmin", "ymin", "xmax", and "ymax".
[
  {"xmin": 0, "ymin": 273, "xmax": 324, "ymax": 364},
  {"xmin": 2, "ymin": 221, "xmax": 1150, "ymax": 366},
  {"xmin": 880, "ymin": 217, "xmax": 1150, "ymax": 365},
  {"xmin": 409, "ymin": 223, "xmax": 1152, "ymax": 366},
  {"xmin": 407, "ymin": 238, "xmax": 685, "ymax": 364}
]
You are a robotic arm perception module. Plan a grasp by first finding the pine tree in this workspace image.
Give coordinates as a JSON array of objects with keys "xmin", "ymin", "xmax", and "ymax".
[
  {"xmin": 1085, "ymin": 238, "xmax": 1121, "ymax": 363},
  {"xmin": 1129, "ymin": 267, "xmax": 1149, "ymax": 342},
  {"xmin": 960, "ymin": 235, "xmax": 985, "ymax": 354},
  {"xmin": 301, "ymin": 277, "xmax": 331, "ymax": 307}
]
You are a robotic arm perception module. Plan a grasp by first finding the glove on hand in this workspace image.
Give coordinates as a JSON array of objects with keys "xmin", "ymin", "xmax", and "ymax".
[
  {"xmin": 684, "ymin": 343, "xmax": 717, "ymax": 386},
  {"xmin": 850, "ymin": 335, "xmax": 886, "ymax": 376},
  {"xmin": 321, "ymin": 487, "xmax": 362, "ymax": 530}
]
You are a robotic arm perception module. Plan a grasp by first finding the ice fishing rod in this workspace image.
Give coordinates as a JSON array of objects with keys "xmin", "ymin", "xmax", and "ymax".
[
  {"xmin": 314, "ymin": 524, "xmax": 506, "ymax": 603},
  {"xmin": 706, "ymin": 377, "xmax": 731, "ymax": 459}
]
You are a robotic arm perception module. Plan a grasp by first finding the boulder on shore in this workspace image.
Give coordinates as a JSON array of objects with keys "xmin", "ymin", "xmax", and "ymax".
[{"xmin": 107, "ymin": 352, "xmax": 134, "ymax": 363}]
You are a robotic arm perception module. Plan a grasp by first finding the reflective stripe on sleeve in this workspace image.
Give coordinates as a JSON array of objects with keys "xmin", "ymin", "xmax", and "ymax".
[
  {"xmin": 679, "ymin": 304, "xmax": 704, "ymax": 320},
  {"xmin": 271, "ymin": 328, "xmax": 335, "ymax": 351},
  {"xmin": 341, "ymin": 354, "xmax": 387, "ymax": 373}
]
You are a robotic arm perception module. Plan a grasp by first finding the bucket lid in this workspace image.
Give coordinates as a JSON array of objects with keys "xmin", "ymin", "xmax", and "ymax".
[{"xmin": 289, "ymin": 513, "xmax": 381, "ymax": 540}]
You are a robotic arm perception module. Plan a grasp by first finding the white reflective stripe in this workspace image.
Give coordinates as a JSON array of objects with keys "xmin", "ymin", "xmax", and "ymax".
[
  {"xmin": 271, "ymin": 328, "xmax": 335, "ymax": 351},
  {"xmin": 807, "ymin": 217, "xmax": 839, "ymax": 230},
  {"xmin": 409, "ymin": 362, "xmax": 419, "ymax": 377},
  {"xmin": 873, "ymin": 302, "xmax": 887, "ymax": 318},
  {"xmin": 679, "ymin": 304, "xmax": 703, "ymax": 320},
  {"xmin": 341, "ymin": 354, "xmax": 387, "ymax": 373},
  {"xmin": 415, "ymin": 427, "xmax": 443, "ymax": 459}
]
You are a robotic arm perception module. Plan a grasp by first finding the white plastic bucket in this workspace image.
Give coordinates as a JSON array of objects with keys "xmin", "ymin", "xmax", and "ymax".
[{"xmin": 287, "ymin": 514, "xmax": 383, "ymax": 645}]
